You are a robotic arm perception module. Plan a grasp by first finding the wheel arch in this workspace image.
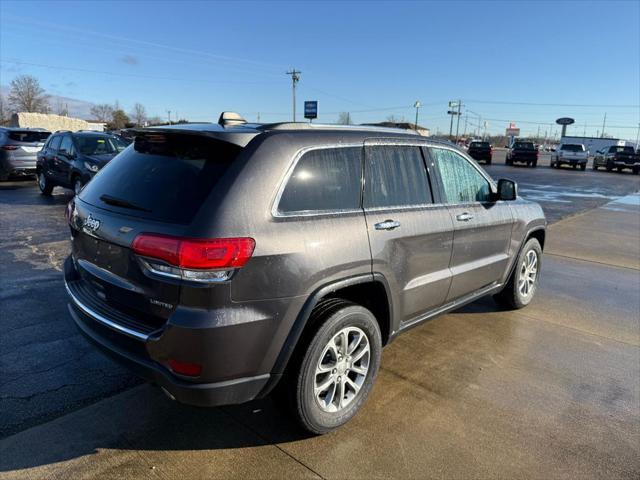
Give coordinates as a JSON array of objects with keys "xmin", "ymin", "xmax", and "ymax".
[{"xmin": 269, "ymin": 274, "xmax": 393, "ymax": 379}]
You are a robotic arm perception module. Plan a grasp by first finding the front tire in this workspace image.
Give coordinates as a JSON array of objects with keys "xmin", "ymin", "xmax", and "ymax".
[
  {"xmin": 37, "ymin": 172, "xmax": 54, "ymax": 195},
  {"xmin": 494, "ymin": 238, "xmax": 542, "ymax": 309},
  {"xmin": 580, "ymin": 163, "xmax": 586, "ymax": 171},
  {"xmin": 291, "ymin": 301, "xmax": 382, "ymax": 434}
]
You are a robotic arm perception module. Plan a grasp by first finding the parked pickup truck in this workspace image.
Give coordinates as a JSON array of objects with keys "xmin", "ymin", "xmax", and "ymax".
[
  {"xmin": 592, "ymin": 145, "xmax": 639, "ymax": 174},
  {"xmin": 506, "ymin": 141, "xmax": 538, "ymax": 167},
  {"xmin": 551, "ymin": 143, "xmax": 588, "ymax": 171},
  {"xmin": 467, "ymin": 141, "xmax": 492, "ymax": 164}
]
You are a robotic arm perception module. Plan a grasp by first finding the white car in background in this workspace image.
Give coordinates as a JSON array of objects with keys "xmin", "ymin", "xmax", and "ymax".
[{"xmin": 551, "ymin": 143, "xmax": 588, "ymax": 171}]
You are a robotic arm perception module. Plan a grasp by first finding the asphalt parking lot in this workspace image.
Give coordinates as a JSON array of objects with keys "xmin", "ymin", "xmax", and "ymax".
[{"xmin": 1, "ymin": 150, "xmax": 639, "ymax": 479}]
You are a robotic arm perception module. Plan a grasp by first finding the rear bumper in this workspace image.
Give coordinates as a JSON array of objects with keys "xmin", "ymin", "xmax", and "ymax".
[
  {"xmin": 0, "ymin": 156, "xmax": 37, "ymax": 176},
  {"xmin": 556, "ymin": 157, "xmax": 587, "ymax": 165},
  {"xmin": 64, "ymin": 255, "xmax": 276, "ymax": 407}
]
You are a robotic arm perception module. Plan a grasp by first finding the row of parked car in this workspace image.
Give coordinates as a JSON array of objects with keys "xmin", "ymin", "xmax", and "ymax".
[
  {"xmin": 0, "ymin": 127, "xmax": 129, "ymax": 191},
  {"xmin": 466, "ymin": 139, "xmax": 640, "ymax": 173}
]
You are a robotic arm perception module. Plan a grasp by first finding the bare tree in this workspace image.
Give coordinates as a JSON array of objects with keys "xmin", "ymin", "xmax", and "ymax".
[
  {"xmin": 131, "ymin": 103, "xmax": 147, "ymax": 126},
  {"xmin": 55, "ymin": 98, "xmax": 69, "ymax": 116},
  {"xmin": 7, "ymin": 75, "xmax": 50, "ymax": 113},
  {"xmin": 90, "ymin": 104, "xmax": 114, "ymax": 122},
  {"xmin": 337, "ymin": 112, "xmax": 352, "ymax": 125},
  {"xmin": 0, "ymin": 94, "xmax": 9, "ymax": 125},
  {"xmin": 385, "ymin": 114, "xmax": 403, "ymax": 123}
]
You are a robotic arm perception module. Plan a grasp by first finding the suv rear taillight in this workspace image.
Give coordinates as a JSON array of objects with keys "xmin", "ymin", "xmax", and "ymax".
[{"xmin": 132, "ymin": 233, "xmax": 255, "ymax": 283}]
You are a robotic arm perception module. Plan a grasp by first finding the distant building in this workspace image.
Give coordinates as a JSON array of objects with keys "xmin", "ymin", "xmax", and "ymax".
[
  {"xmin": 10, "ymin": 112, "xmax": 104, "ymax": 132},
  {"xmin": 560, "ymin": 136, "xmax": 629, "ymax": 154},
  {"xmin": 362, "ymin": 122, "xmax": 430, "ymax": 137}
]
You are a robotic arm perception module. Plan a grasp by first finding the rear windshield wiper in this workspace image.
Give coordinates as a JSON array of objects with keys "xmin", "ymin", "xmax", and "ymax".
[{"xmin": 99, "ymin": 194, "xmax": 151, "ymax": 212}]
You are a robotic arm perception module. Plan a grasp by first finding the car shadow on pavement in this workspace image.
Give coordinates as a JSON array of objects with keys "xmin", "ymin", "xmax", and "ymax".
[{"xmin": 0, "ymin": 384, "xmax": 314, "ymax": 474}]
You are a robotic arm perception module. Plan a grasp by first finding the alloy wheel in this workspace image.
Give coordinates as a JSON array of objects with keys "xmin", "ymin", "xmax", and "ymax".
[
  {"xmin": 314, "ymin": 326, "xmax": 370, "ymax": 413},
  {"xmin": 518, "ymin": 249, "xmax": 538, "ymax": 297}
]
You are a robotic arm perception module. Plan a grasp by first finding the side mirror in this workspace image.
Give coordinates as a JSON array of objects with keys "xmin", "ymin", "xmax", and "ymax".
[{"xmin": 497, "ymin": 178, "xmax": 517, "ymax": 201}]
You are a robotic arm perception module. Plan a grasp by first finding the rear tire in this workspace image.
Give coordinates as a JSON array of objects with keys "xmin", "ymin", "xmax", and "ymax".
[
  {"xmin": 592, "ymin": 162, "xmax": 598, "ymax": 170},
  {"xmin": 532, "ymin": 159, "xmax": 537, "ymax": 168},
  {"xmin": 580, "ymin": 164, "xmax": 586, "ymax": 171},
  {"xmin": 606, "ymin": 161, "xmax": 613, "ymax": 172},
  {"xmin": 289, "ymin": 300, "xmax": 382, "ymax": 434},
  {"xmin": 633, "ymin": 167, "xmax": 639, "ymax": 175},
  {"xmin": 494, "ymin": 238, "xmax": 542, "ymax": 310},
  {"xmin": 37, "ymin": 172, "xmax": 54, "ymax": 196}
]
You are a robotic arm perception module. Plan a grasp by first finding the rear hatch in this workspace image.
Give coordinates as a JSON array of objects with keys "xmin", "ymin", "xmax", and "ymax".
[
  {"xmin": 4, "ymin": 130, "xmax": 50, "ymax": 168},
  {"xmin": 614, "ymin": 148, "xmax": 638, "ymax": 164},
  {"xmin": 68, "ymin": 132, "xmax": 245, "ymax": 335}
]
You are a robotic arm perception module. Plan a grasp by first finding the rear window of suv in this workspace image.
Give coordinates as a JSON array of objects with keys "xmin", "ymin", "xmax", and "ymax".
[
  {"xmin": 7, "ymin": 130, "xmax": 50, "ymax": 143},
  {"xmin": 470, "ymin": 142, "xmax": 490, "ymax": 148},
  {"xmin": 80, "ymin": 132, "xmax": 243, "ymax": 224}
]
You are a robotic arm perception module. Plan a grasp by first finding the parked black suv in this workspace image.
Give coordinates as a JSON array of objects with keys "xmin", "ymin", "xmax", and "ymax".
[
  {"xmin": 63, "ymin": 115, "xmax": 546, "ymax": 433},
  {"xmin": 506, "ymin": 141, "xmax": 538, "ymax": 167},
  {"xmin": 467, "ymin": 141, "xmax": 492, "ymax": 164},
  {"xmin": 0, "ymin": 127, "xmax": 50, "ymax": 180},
  {"xmin": 36, "ymin": 130, "xmax": 128, "ymax": 195}
]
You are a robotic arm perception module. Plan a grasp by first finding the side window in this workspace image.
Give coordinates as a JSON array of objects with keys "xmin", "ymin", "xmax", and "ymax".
[
  {"xmin": 59, "ymin": 135, "xmax": 74, "ymax": 156},
  {"xmin": 431, "ymin": 148, "xmax": 492, "ymax": 203},
  {"xmin": 277, "ymin": 147, "xmax": 362, "ymax": 214},
  {"xmin": 365, "ymin": 146, "xmax": 432, "ymax": 208},
  {"xmin": 49, "ymin": 135, "xmax": 62, "ymax": 153}
]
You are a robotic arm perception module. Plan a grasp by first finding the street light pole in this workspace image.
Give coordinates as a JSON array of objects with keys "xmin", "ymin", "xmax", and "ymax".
[{"xmin": 413, "ymin": 101, "xmax": 421, "ymax": 132}]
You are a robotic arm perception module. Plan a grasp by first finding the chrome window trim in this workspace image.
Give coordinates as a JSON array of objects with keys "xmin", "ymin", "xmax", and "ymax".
[
  {"xmin": 271, "ymin": 140, "xmax": 490, "ymax": 219},
  {"xmin": 271, "ymin": 143, "xmax": 364, "ymax": 218},
  {"xmin": 64, "ymin": 279, "xmax": 150, "ymax": 341}
]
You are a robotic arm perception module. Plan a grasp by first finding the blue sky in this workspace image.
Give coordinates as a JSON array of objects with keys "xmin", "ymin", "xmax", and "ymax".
[{"xmin": 1, "ymin": 0, "xmax": 638, "ymax": 139}]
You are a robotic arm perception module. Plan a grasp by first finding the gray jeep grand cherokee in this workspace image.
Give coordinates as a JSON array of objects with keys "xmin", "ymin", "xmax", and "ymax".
[{"xmin": 64, "ymin": 114, "xmax": 546, "ymax": 433}]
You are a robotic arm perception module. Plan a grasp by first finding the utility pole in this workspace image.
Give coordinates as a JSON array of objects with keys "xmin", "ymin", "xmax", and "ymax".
[
  {"xmin": 455, "ymin": 99, "xmax": 462, "ymax": 142},
  {"xmin": 448, "ymin": 101, "xmax": 456, "ymax": 138},
  {"xmin": 286, "ymin": 69, "xmax": 301, "ymax": 122},
  {"xmin": 257, "ymin": 112, "xmax": 261, "ymax": 123},
  {"xmin": 413, "ymin": 101, "xmax": 421, "ymax": 131},
  {"xmin": 601, "ymin": 113, "xmax": 607, "ymax": 138},
  {"xmin": 463, "ymin": 115, "xmax": 468, "ymax": 136},
  {"xmin": 167, "ymin": 110, "xmax": 172, "ymax": 125},
  {"xmin": 635, "ymin": 123, "xmax": 640, "ymax": 149}
]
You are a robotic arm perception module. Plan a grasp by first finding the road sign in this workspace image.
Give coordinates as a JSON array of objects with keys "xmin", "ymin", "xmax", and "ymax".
[
  {"xmin": 304, "ymin": 101, "xmax": 318, "ymax": 120},
  {"xmin": 506, "ymin": 127, "xmax": 520, "ymax": 136}
]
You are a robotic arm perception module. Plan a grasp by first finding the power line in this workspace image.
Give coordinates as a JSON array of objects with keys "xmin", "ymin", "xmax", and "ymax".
[{"xmin": 0, "ymin": 60, "xmax": 280, "ymax": 85}]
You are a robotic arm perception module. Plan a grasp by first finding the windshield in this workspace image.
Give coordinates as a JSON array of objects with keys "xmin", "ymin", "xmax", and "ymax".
[
  {"xmin": 561, "ymin": 144, "xmax": 584, "ymax": 152},
  {"xmin": 611, "ymin": 146, "xmax": 635, "ymax": 153},
  {"xmin": 7, "ymin": 130, "xmax": 51, "ymax": 144},
  {"xmin": 74, "ymin": 135, "xmax": 127, "ymax": 155},
  {"xmin": 513, "ymin": 142, "xmax": 534, "ymax": 150}
]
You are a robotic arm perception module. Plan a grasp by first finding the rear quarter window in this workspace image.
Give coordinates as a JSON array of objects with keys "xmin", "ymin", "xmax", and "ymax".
[
  {"xmin": 277, "ymin": 147, "xmax": 362, "ymax": 214},
  {"xmin": 79, "ymin": 133, "xmax": 243, "ymax": 224}
]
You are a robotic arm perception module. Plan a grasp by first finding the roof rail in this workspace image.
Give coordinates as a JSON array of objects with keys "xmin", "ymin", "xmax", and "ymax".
[{"xmin": 258, "ymin": 122, "xmax": 419, "ymax": 134}]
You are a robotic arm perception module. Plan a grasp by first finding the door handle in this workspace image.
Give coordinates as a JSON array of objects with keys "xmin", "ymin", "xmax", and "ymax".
[
  {"xmin": 456, "ymin": 212, "xmax": 474, "ymax": 222},
  {"xmin": 375, "ymin": 219, "xmax": 401, "ymax": 231}
]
